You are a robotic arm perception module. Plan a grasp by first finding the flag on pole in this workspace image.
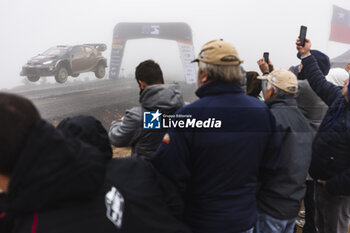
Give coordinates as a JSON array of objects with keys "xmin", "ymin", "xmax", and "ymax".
[{"xmin": 330, "ymin": 5, "xmax": 350, "ymax": 44}]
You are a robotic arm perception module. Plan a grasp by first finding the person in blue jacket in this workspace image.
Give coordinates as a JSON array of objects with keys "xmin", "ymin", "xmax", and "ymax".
[
  {"xmin": 152, "ymin": 39, "xmax": 282, "ymax": 233},
  {"xmin": 296, "ymin": 37, "xmax": 350, "ymax": 233}
]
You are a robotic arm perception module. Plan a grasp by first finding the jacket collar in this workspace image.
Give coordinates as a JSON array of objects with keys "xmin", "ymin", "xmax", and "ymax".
[
  {"xmin": 265, "ymin": 96, "xmax": 297, "ymax": 108},
  {"xmin": 195, "ymin": 81, "xmax": 242, "ymax": 98}
]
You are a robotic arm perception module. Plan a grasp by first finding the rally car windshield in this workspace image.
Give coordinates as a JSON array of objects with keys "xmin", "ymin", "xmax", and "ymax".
[{"xmin": 41, "ymin": 47, "xmax": 68, "ymax": 57}]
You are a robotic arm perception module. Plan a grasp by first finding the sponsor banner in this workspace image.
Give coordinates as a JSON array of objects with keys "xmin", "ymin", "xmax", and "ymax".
[
  {"xmin": 109, "ymin": 40, "xmax": 127, "ymax": 79},
  {"xmin": 141, "ymin": 24, "xmax": 160, "ymax": 35},
  {"xmin": 110, "ymin": 23, "xmax": 195, "ymax": 81},
  {"xmin": 177, "ymin": 41, "xmax": 197, "ymax": 84}
]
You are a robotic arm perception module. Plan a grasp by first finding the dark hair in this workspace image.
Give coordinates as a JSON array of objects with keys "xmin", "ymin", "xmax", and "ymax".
[
  {"xmin": 0, "ymin": 92, "xmax": 40, "ymax": 175},
  {"xmin": 135, "ymin": 60, "xmax": 164, "ymax": 85},
  {"xmin": 57, "ymin": 115, "xmax": 112, "ymax": 158},
  {"xmin": 246, "ymin": 71, "xmax": 262, "ymax": 98}
]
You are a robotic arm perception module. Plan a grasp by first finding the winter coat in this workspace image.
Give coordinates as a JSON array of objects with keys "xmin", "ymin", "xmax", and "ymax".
[
  {"xmin": 301, "ymin": 55, "xmax": 350, "ymax": 195},
  {"xmin": 0, "ymin": 117, "xmax": 110, "ymax": 233},
  {"xmin": 0, "ymin": 116, "xmax": 191, "ymax": 233},
  {"xmin": 258, "ymin": 97, "xmax": 313, "ymax": 219},
  {"xmin": 0, "ymin": 194, "xmax": 11, "ymax": 233},
  {"xmin": 152, "ymin": 81, "xmax": 282, "ymax": 233},
  {"xmin": 296, "ymin": 80, "xmax": 328, "ymax": 134},
  {"xmin": 109, "ymin": 84, "xmax": 184, "ymax": 160}
]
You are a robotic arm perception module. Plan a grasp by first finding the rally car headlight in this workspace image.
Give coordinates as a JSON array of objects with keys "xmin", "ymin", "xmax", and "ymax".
[{"xmin": 43, "ymin": 60, "xmax": 54, "ymax": 65}]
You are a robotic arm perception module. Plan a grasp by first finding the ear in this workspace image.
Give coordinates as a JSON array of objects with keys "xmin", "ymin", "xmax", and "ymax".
[
  {"xmin": 265, "ymin": 86, "xmax": 275, "ymax": 100},
  {"xmin": 138, "ymin": 80, "xmax": 148, "ymax": 90},
  {"xmin": 267, "ymin": 86, "xmax": 275, "ymax": 98},
  {"xmin": 198, "ymin": 71, "xmax": 209, "ymax": 85}
]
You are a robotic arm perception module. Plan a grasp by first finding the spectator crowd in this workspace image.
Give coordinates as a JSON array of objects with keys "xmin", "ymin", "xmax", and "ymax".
[{"xmin": 1, "ymin": 36, "xmax": 350, "ymax": 233}]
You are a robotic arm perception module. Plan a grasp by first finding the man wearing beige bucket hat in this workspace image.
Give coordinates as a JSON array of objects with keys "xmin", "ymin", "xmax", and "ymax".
[
  {"xmin": 256, "ymin": 69, "xmax": 313, "ymax": 233},
  {"xmin": 152, "ymin": 39, "xmax": 282, "ymax": 233}
]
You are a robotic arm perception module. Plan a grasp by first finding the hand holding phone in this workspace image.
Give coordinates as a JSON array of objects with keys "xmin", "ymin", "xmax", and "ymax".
[{"xmin": 257, "ymin": 58, "xmax": 269, "ymax": 74}]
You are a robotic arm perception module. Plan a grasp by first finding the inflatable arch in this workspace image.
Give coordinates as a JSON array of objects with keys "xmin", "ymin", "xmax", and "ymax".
[{"xmin": 109, "ymin": 22, "xmax": 197, "ymax": 84}]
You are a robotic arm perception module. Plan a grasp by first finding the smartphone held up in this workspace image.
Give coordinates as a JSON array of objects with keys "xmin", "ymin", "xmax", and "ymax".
[
  {"xmin": 298, "ymin": 25, "xmax": 307, "ymax": 47},
  {"xmin": 263, "ymin": 52, "xmax": 269, "ymax": 64}
]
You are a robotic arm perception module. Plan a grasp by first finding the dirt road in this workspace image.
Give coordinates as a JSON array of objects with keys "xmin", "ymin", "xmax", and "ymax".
[{"xmin": 12, "ymin": 78, "xmax": 197, "ymax": 129}]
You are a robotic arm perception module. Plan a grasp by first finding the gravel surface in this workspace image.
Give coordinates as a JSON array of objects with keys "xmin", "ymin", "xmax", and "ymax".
[{"xmin": 10, "ymin": 78, "xmax": 197, "ymax": 129}]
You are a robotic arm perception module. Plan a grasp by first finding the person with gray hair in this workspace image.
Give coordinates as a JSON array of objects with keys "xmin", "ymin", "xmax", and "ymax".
[
  {"xmin": 255, "ymin": 67, "xmax": 313, "ymax": 233},
  {"xmin": 152, "ymin": 39, "xmax": 282, "ymax": 233},
  {"xmin": 197, "ymin": 55, "xmax": 243, "ymax": 83}
]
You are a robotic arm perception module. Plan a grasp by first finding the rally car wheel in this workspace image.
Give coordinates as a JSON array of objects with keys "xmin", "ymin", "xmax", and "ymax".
[
  {"xmin": 55, "ymin": 67, "xmax": 68, "ymax": 83},
  {"xmin": 95, "ymin": 63, "xmax": 105, "ymax": 79},
  {"xmin": 27, "ymin": 76, "xmax": 40, "ymax": 82}
]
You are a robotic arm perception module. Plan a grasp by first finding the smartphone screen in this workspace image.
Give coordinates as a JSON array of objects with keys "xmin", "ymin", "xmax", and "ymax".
[
  {"xmin": 263, "ymin": 52, "xmax": 269, "ymax": 64},
  {"xmin": 299, "ymin": 26, "xmax": 307, "ymax": 47}
]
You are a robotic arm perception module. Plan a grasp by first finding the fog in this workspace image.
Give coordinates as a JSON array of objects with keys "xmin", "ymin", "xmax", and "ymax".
[{"xmin": 1, "ymin": 0, "xmax": 350, "ymax": 89}]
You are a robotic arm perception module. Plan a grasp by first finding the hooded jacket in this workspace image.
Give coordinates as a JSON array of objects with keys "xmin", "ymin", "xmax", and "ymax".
[
  {"xmin": 0, "ymin": 117, "xmax": 110, "ymax": 233},
  {"xmin": 258, "ymin": 97, "xmax": 313, "ymax": 219},
  {"xmin": 152, "ymin": 81, "xmax": 281, "ymax": 233},
  {"xmin": 1, "ymin": 116, "xmax": 191, "ymax": 233},
  {"xmin": 109, "ymin": 83, "xmax": 184, "ymax": 160},
  {"xmin": 301, "ymin": 55, "xmax": 350, "ymax": 195},
  {"xmin": 295, "ymin": 50, "xmax": 331, "ymax": 135},
  {"xmin": 296, "ymin": 80, "xmax": 328, "ymax": 134}
]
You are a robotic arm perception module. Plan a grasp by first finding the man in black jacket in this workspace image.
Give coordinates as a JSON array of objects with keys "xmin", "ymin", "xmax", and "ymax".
[
  {"xmin": 0, "ymin": 92, "xmax": 190, "ymax": 233},
  {"xmin": 256, "ymin": 69, "xmax": 313, "ymax": 233},
  {"xmin": 296, "ymin": 38, "xmax": 350, "ymax": 233}
]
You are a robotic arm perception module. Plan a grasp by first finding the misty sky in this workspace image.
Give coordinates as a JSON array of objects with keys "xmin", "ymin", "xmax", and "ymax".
[{"xmin": 1, "ymin": 0, "xmax": 350, "ymax": 89}]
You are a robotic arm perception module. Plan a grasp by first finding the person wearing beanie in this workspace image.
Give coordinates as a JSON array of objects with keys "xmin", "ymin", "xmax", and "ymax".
[
  {"xmin": 297, "ymin": 50, "xmax": 331, "ymax": 77},
  {"xmin": 297, "ymin": 38, "xmax": 350, "ymax": 233}
]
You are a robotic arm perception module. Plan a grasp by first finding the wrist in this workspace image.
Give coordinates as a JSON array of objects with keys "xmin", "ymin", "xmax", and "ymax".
[{"xmin": 301, "ymin": 51, "xmax": 311, "ymax": 59}]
